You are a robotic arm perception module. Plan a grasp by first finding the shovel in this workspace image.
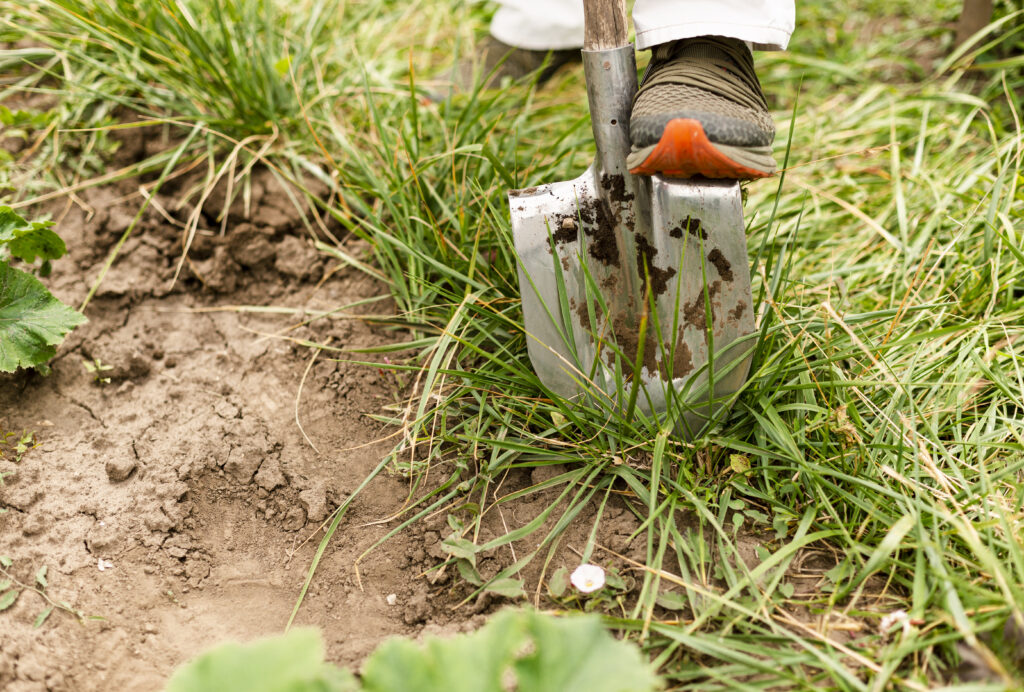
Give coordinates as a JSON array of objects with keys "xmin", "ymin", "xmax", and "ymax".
[{"xmin": 508, "ymin": 0, "xmax": 757, "ymax": 435}]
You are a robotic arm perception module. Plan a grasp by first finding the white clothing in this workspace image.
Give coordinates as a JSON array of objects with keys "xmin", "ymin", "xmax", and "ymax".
[{"xmin": 490, "ymin": 0, "xmax": 794, "ymax": 52}]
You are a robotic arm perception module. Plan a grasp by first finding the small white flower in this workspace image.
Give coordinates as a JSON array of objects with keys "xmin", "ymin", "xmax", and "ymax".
[
  {"xmin": 97, "ymin": 559, "xmax": 114, "ymax": 572},
  {"xmin": 570, "ymin": 564, "xmax": 606, "ymax": 593},
  {"xmin": 879, "ymin": 609, "xmax": 910, "ymax": 637}
]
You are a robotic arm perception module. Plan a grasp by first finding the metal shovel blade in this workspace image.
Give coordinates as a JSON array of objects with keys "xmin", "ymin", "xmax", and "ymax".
[
  {"xmin": 511, "ymin": 171, "xmax": 755, "ymax": 433},
  {"xmin": 509, "ymin": 45, "xmax": 756, "ymax": 435}
]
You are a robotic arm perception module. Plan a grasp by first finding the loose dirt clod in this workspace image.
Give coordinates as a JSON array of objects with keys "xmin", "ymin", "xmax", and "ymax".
[
  {"xmin": 707, "ymin": 248, "xmax": 734, "ymax": 282},
  {"xmin": 105, "ymin": 454, "xmax": 138, "ymax": 482},
  {"xmin": 600, "ymin": 173, "xmax": 634, "ymax": 204},
  {"xmin": 670, "ymin": 337, "xmax": 695, "ymax": 378},
  {"xmin": 668, "ymin": 216, "xmax": 705, "ymax": 240},
  {"xmin": 580, "ymin": 198, "xmax": 621, "ymax": 267},
  {"xmin": 255, "ymin": 458, "xmax": 286, "ymax": 491},
  {"xmin": 634, "ymin": 233, "xmax": 677, "ymax": 297},
  {"xmin": 683, "ymin": 280, "xmax": 722, "ymax": 331},
  {"xmin": 728, "ymin": 300, "xmax": 747, "ymax": 321}
]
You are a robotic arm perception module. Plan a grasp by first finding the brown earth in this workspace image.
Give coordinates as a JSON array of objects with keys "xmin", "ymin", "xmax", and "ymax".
[
  {"xmin": 0, "ymin": 166, "xmax": 429, "ymax": 690},
  {"xmin": 0, "ymin": 129, "xmax": 659, "ymax": 691}
]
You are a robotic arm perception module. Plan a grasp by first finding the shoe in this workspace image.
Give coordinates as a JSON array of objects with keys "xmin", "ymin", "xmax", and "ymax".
[
  {"xmin": 626, "ymin": 36, "xmax": 776, "ymax": 179},
  {"xmin": 455, "ymin": 36, "xmax": 580, "ymax": 91}
]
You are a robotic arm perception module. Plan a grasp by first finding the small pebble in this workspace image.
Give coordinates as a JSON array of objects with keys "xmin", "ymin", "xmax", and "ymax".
[
  {"xmin": 105, "ymin": 456, "xmax": 137, "ymax": 482},
  {"xmin": 386, "ymin": 593, "xmax": 398, "ymax": 606}
]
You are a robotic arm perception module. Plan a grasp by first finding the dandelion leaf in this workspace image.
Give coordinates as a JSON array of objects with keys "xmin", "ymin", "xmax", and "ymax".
[{"xmin": 163, "ymin": 612, "xmax": 660, "ymax": 691}]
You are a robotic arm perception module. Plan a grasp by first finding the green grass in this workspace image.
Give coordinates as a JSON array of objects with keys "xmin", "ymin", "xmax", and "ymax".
[{"xmin": 3, "ymin": 0, "xmax": 1024, "ymax": 688}]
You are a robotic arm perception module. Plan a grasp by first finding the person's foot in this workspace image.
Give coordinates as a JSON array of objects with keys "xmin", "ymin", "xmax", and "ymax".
[
  {"xmin": 455, "ymin": 36, "xmax": 580, "ymax": 91},
  {"xmin": 626, "ymin": 36, "xmax": 776, "ymax": 179}
]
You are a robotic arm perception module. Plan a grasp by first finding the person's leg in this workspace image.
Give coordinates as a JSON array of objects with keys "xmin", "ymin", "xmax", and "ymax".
[
  {"xmin": 490, "ymin": 0, "xmax": 585, "ymax": 50},
  {"xmin": 633, "ymin": 0, "xmax": 794, "ymax": 51},
  {"xmin": 457, "ymin": 0, "xmax": 582, "ymax": 89},
  {"xmin": 489, "ymin": 0, "xmax": 793, "ymax": 53}
]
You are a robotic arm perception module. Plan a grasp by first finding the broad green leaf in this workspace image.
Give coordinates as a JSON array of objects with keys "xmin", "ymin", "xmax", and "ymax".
[
  {"xmin": 0, "ymin": 589, "xmax": 20, "ymax": 611},
  {"xmin": 514, "ymin": 612, "xmax": 661, "ymax": 692},
  {"xmin": 729, "ymin": 454, "xmax": 750, "ymax": 473},
  {"xmin": 0, "ymin": 263, "xmax": 86, "ymax": 372},
  {"xmin": 361, "ymin": 610, "xmax": 659, "ymax": 692},
  {"xmin": 35, "ymin": 565, "xmax": 47, "ymax": 589},
  {"xmin": 745, "ymin": 509, "xmax": 770, "ymax": 524},
  {"xmin": 0, "ymin": 106, "xmax": 54, "ymax": 129},
  {"xmin": 165, "ymin": 627, "xmax": 357, "ymax": 692},
  {"xmin": 361, "ymin": 609, "xmax": 525, "ymax": 692},
  {"xmin": 455, "ymin": 559, "xmax": 483, "ymax": 586},
  {"xmin": 0, "ymin": 556, "xmax": 11, "ymax": 568},
  {"xmin": 772, "ymin": 516, "xmax": 790, "ymax": 540},
  {"xmin": 604, "ymin": 570, "xmax": 626, "ymax": 591},
  {"xmin": 273, "ymin": 56, "xmax": 291, "ymax": 77},
  {"xmin": 0, "ymin": 206, "xmax": 66, "ymax": 265},
  {"xmin": 825, "ymin": 561, "xmax": 846, "ymax": 585},
  {"xmin": 9, "ymin": 231, "xmax": 66, "ymax": 266}
]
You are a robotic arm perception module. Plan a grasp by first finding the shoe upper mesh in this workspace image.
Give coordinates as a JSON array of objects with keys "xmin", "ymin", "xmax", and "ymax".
[{"xmin": 630, "ymin": 36, "xmax": 774, "ymax": 148}]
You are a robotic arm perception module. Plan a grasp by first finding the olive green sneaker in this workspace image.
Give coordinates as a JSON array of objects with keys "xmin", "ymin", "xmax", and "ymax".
[
  {"xmin": 626, "ymin": 36, "xmax": 776, "ymax": 179},
  {"xmin": 455, "ymin": 36, "xmax": 580, "ymax": 91}
]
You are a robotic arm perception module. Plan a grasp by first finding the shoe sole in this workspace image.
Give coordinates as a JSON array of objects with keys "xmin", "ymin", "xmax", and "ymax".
[{"xmin": 628, "ymin": 118, "xmax": 774, "ymax": 180}]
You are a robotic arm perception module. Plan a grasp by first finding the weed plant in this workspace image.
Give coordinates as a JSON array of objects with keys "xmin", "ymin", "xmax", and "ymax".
[{"xmin": 2, "ymin": 0, "xmax": 1023, "ymax": 688}]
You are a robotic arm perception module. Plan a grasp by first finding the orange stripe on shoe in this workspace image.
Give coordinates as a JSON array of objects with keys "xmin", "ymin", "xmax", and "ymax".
[{"xmin": 628, "ymin": 118, "xmax": 772, "ymax": 180}]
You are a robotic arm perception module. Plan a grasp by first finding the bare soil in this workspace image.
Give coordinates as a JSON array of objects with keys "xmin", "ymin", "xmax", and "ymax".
[{"xmin": 0, "ymin": 129, "xmax": 654, "ymax": 691}]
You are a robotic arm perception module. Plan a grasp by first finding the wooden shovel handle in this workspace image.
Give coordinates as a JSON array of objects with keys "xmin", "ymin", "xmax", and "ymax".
[{"xmin": 583, "ymin": 0, "xmax": 629, "ymax": 51}]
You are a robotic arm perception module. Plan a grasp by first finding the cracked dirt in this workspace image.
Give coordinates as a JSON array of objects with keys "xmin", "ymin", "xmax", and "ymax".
[{"xmin": 0, "ymin": 145, "xmax": 508, "ymax": 689}]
